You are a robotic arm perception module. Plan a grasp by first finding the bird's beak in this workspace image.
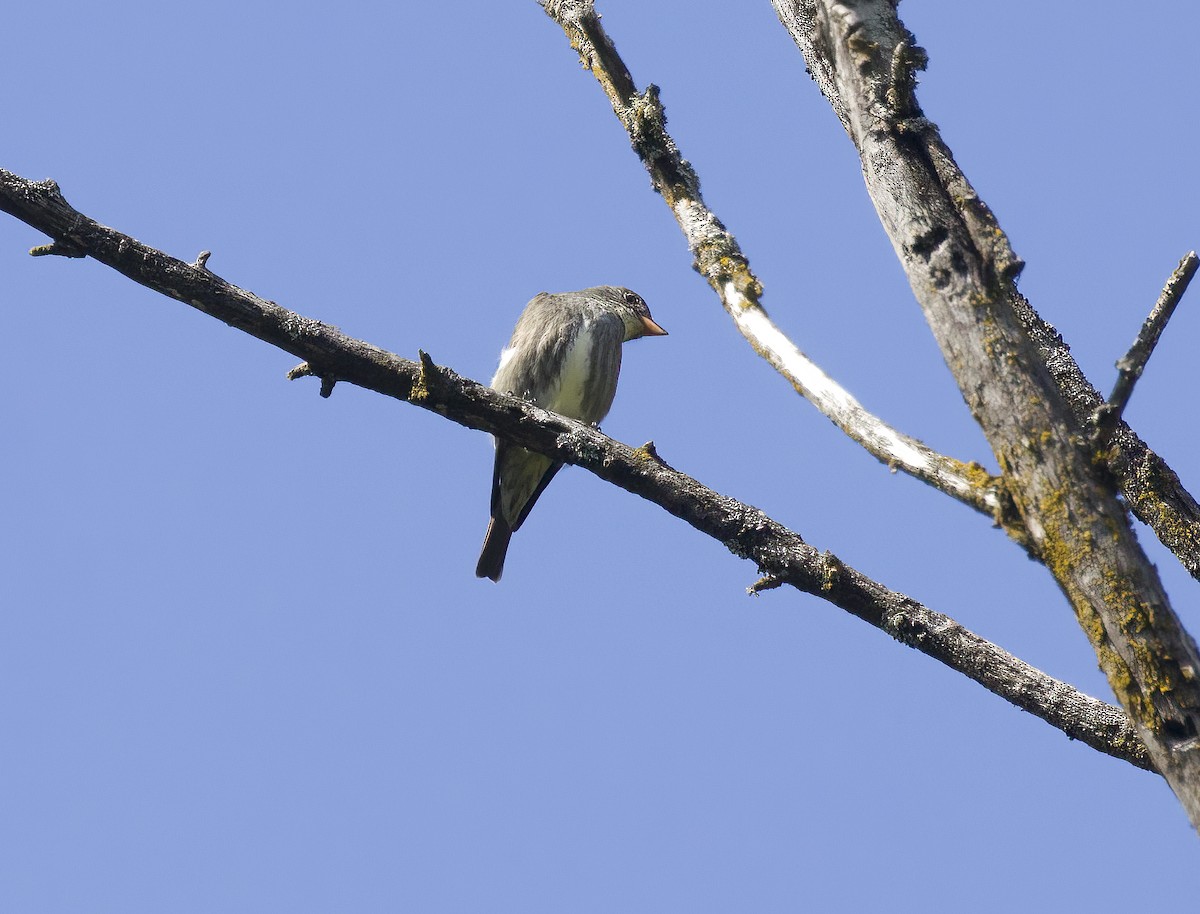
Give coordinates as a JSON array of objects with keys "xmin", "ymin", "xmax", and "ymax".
[{"xmin": 640, "ymin": 315, "xmax": 669, "ymax": 337}]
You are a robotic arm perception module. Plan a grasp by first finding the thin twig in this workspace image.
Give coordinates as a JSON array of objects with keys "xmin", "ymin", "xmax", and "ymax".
[
  {"xmin": 0, "ymin": 166, "xmax": 1153, "ymax": 772},
  {"xmin": 538, "ymin": 0, "xmax": 1012, "ymax": 527},
  {"xmin": 1096, "ymin": 252, "xmax": 1199, "ymax": 438}
]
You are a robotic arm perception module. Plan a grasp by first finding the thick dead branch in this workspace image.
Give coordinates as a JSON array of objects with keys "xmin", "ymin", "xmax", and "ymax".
[
  {"xmin": 1026, "ymin": 307, "xmax": 1200, "ymax": 581},
  {"xmin": 0, "ymin": 166, "xmax": 1153, "ymax": 773},
  {"xmin": 772, "ymin": 0, "xmax": 1200, "ymax": 827},
  {"xmin": 775, "ymin": 12, "xmax": 1200, "ymax": 584},
  {"xmin": 537, "ymin": 0, "xmax": 1011, "ymax": 527}
]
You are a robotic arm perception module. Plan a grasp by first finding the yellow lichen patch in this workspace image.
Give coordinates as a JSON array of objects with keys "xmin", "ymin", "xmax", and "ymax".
[
  {"xmin": 948, "ymin": 459, "xmax": 1000, "ymax": 490},
  {"xmin": 1056, "ymin": 573, "xmax": 1155, "ymax": 724},
  {"xmin": 410, "ymin": 351, "xmax": 437, "ymax": 404},
  {"xmin": 1102, "ymin": 566, "xmax": 1154, "ymax": 635},
  {"xmin": 977, "ymin": 313, "xmax": 1004, "ymax": 362},
  {"xmin": 1035, "ymin": 487, "xmax": 1079, "ymax": 577},
  {"xmin": 714, "ymin": 257, "xmax": 763, "ymax": 305},
  {"xmin": 820, "ymin": 553, "xmax": 842, "ymax": 593},
  {"xmin": 408, "ymin": 374, "xmax": 430, "ymax": 403},
  {"xmin": 1035, "ymin": 485, "xmax": 1178, "ymax": 732},
  {"xmin": 631, "ymin": 443, "xmax": 657, "ymax": 462}
]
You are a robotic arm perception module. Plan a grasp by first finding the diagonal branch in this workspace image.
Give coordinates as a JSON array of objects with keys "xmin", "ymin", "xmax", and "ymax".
[
  {"xmin": 776, "ymin": 11, "xmax": 1200, "ymax": 584},
  {"xmin": 537, "ymin": 0, "xmax": 1012, "ymax": 528},
  {"xmin": 1024, "ymin": 298, "xmax": 1200, "ymax": 580},
  {"xmin": 772, "ymin": 0, "xmax": 1200, "ymax": 827},
  {"xmin": 0, "ymin": 166, "xmax": 1152, "ymax": 773},
  {"xmin": 1095, "ymin": 252, "xmax": 1199, "ymax": 438}
]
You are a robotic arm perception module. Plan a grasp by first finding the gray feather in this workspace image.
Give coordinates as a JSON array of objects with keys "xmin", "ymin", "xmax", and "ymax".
[{"xmin": 476, "ymin": 286, "xmax": 665, "ymax": 580}]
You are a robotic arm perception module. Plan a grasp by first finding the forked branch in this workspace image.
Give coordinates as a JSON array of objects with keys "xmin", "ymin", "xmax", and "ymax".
[
  {"xmin": 771, "ymin": 0, "xmax": 1200, "ymax": 827},
  {"xmin": 538, "ymin": 0, "xmax": 1012, "ymax": 527}
]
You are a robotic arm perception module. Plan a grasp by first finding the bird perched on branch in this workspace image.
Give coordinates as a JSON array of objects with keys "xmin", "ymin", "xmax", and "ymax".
[{"xmin": 476, "ymin": 286, "xmax": 668, "ymax": 582}]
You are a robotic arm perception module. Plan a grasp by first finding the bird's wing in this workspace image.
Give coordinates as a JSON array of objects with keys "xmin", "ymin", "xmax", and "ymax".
[
  {"xmin": 510, "ymin": 456, "xmax": 564, "ymax": 533},
  {"xmin": 491, "ymin": 442, "xmax": 563, "ymax": 533},
  {"xmin": 493, "ymin": 293, "xmax": 572, "ymax": 401}
]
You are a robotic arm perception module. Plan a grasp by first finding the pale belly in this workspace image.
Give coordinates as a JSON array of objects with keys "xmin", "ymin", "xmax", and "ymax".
[{"xmin": 546, "ymin": 325, "xmax": 596, "ymax": 420}]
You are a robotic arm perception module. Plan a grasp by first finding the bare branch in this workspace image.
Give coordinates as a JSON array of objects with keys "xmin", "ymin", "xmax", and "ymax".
[
  {"xmin": 807, "ymin": 24, "xmax": 1200, "ymax": 585},
  {"xmin": 1095, "ymin": 252, "xmax": 1199, "ymax": 438},
  {"xmin": 0, "ymin": 166, "xmax": 1152, "ymax": 773},
  {"xmin": 768, "ymin": 5, "xmax": 1200, "ymax": 582},
  {"xmin": 1013, "ymin": 286, "xmax": 1200, "ymax": 579},
  {"xmin": 772, "ymin": 0, "xmax": 1200, "ymax": 827},
  {"xmin": 537, "ymin": 0, "xmax": 1011, "ymax": 526}
]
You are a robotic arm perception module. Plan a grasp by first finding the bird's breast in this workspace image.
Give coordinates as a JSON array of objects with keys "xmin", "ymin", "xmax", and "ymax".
[{"xmin": 547, "ymin": 323, "xmax": 598, "ymax": 420}]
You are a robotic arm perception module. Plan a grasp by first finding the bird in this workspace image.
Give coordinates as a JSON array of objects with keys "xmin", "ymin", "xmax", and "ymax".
[{"xmin": 476, "ymin": 286, "xmax": 668, "ymax": 582}]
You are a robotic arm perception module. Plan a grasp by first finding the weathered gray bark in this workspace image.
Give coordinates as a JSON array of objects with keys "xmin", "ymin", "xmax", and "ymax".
[
  {"xmin": 768, "ymin": 0, "xmax": 1200, "ymax": 583},
  {"xmin": 771, "ymin": 0, "xmax": 1200, "ymax": 826},
  {"xmin": 536, "ymin": 0, "xmax": 1200, "ymax": 826},
  {"xmin": 0, "ymin": 167, "xmax": 1153, "ymax": 772}
]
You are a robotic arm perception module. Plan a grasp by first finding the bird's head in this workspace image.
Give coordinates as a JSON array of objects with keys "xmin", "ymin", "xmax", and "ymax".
[{"xmin": 592, "ymin": 286, "xmax": 668, "ymax": 341}]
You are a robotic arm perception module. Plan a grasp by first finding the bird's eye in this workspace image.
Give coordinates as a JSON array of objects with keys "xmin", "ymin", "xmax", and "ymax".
[{"xmin": 623, "ymin": 291, "xmax": 642, "ymax": 307}]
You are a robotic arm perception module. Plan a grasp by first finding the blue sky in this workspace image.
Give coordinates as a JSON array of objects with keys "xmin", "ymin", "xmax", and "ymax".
[{"xmin": 3, "ymin": 1, "xmax": 1197, "ymax": 910}]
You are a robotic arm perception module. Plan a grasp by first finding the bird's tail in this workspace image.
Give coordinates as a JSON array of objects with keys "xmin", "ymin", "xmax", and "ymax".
[{"xmin": 475, "ymin": 517, "xmax": 513, "ymax": 582}]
